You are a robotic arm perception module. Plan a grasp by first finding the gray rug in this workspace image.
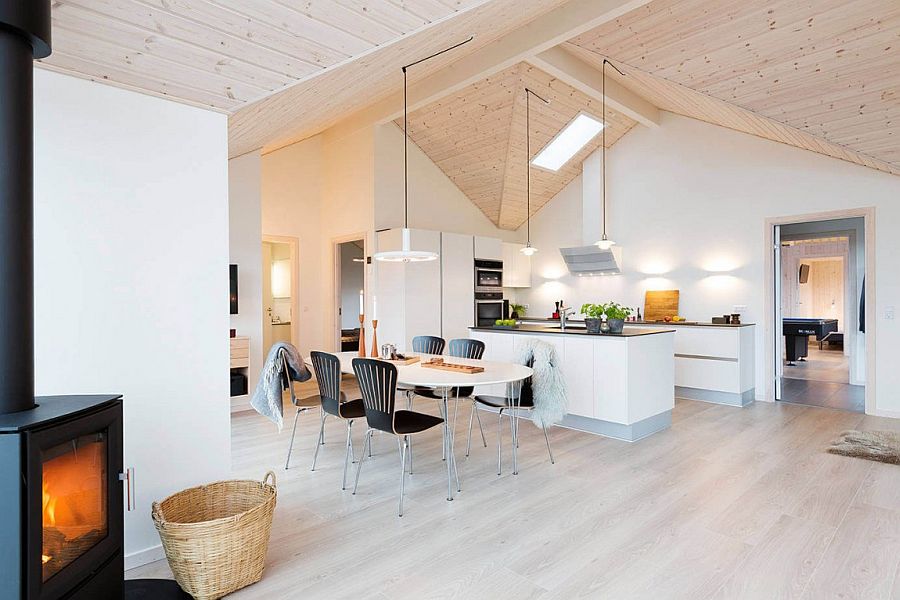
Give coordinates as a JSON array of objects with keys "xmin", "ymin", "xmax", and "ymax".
[{"xmin": 828, "ymin": 430, "xmax": 900, "ymax": 465}]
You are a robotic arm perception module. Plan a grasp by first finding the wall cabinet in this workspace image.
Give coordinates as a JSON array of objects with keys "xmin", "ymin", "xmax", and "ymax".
[
  {"xmin": 441, "ymin": 232, "xmax": 475, "ymax": 342},
  {"xmin": 474, "ymin": 236, "xmax": 502, "ymax": 260},
  {"xmin": 502, "ymin": 242, "xmax": 532, "ymax": 288}
]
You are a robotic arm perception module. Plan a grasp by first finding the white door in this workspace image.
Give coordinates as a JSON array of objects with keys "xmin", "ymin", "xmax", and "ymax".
[{"xmin": 774, "ymin": 224, "xmax": 783, "ymax": 400}]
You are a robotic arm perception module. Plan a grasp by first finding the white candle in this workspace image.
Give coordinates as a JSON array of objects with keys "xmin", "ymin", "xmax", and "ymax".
[
  {"xmin": 359, "ymin": 290, "xmax": 364, "ymax": 316},
  {"xmin": 373, "ymin": 296, "xmax": 378, "ymax": 320}
]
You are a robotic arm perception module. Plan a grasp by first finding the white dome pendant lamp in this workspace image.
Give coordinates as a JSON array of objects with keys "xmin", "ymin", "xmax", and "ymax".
[
  {"xmin": 375, "ymin": 37, "xmax": 473, "ymax": 263},
  {"xmin": 596, "ymin": 58, "xmax": 625, "ymax": 251},
  {"xmin": 521, "ymin": 87, "xmax": 550, "ymax": 257}
]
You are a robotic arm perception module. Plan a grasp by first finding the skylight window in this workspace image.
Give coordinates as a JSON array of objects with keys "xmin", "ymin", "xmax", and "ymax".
[{"xmin": 531, "ymin": 112, "xmax": 604, "ymax": 171}]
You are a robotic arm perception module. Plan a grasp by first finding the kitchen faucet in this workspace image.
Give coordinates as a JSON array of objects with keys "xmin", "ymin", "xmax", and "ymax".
[{"xmin": 559, "ymin": 304, "xmax": 575, "ymax": 330}]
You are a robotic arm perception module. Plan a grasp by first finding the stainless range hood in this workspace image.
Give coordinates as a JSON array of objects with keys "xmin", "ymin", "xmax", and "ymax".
[{"xmin": 559, "ymin": 245, "xmax": 622, "ymax": 275}]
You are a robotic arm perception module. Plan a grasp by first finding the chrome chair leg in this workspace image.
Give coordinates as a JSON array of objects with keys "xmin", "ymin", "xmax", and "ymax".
[
  {"xmin": 353, "ymin": 429, "xmax": 373, "ymax": 495},
  {"xmin": 341, "ymin": 419, "xmax": 354, "ymax": 490},
  {"xmin": 398, "ymin": 435, "xmax": 408, "ymax": 517},
  {"xmin": 284, "ymin": 407, "xmax": 301, "ymax": 470},
  {"xmin": 474, "ymin": 402, "xmax": 487, "ymax": 447},
  {"xmin": 311, "ymin": 410, "xmax": 326, "ymax": 471},
  {"xmin": 497, "ymin": 408, "xmax": 504, "ymax": 475},
  {"xmin": 466, "ymin": 401, "xmax": 475, "ymax": 457},
  {"xmin": 543, "ymin": 426, "xmax": 555, "ymax": 464}
]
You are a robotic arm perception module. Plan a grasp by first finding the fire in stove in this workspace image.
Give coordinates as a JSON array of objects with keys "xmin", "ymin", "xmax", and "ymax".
[{"xmin": 41, "ymin": 434, "xmax": 109, "ymax": 582}]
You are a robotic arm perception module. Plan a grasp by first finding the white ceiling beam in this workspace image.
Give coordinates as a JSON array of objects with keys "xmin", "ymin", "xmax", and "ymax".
[
  {"xmin": 527, "ymin": 46, "xmax": 659, "ymax": 128},
  {"xmin": 327, "ymin": 0, "xmax": 652, "ymax": 141}
]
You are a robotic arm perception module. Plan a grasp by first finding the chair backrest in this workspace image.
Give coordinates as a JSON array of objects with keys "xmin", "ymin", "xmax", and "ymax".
[
  {"xmin": 309, "ymin": 351, "xmax": 341, "ymax": 403},
  {"xmin": 448, "ymin": 338, "xmax": 485, "ymax": 359},
  {"xmin": 279, "ymin": 348, "xmax": 298, "ymax": 405},
  {"xmin": 352, "ymin": 358, "xmax": 398, "ymax": 434},
  {"xmin": 412, "ymin": 335, "xmax": 445, "ymax": 355}
]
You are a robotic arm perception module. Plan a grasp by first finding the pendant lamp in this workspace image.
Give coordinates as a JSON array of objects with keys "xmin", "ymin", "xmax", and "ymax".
[
  {"xmin": 375, "ymin": 37, "xmax": 473, "ymax": 263},
  {"xmin": 596, "ymin": 58, "xmax": 625, "ymax": 251},
  {"xmin": 521, "ymin": 87, "xmax": 550, "ymax": 256}
]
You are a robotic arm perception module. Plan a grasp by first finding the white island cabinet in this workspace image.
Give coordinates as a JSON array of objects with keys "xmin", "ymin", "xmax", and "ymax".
[{"xmin": 470, "ymin": 327, "xmax": 675, "ymax": 442}]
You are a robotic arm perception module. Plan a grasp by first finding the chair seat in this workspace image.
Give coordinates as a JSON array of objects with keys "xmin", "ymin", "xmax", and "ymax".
[
  {"xmin": 474, "ymin": 394, "xmax": 534, "ymax": 409},
  {"xmin": 294, "ymin": 394, "xmax": 322, "ymax": 408},
  {"xmin": 337, "ymin": 398, "xmax": 366, "ymax": 419},
  {"xmin": 414, "ymin": 386, "xmax": 475, "ymax": 400},
  {"xmin": 393, "ymin": 410, "xmax": 444, "ymax": 434}
]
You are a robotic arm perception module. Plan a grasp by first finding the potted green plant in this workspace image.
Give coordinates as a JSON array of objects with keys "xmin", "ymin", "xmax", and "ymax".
[
  {"xmin": 580, "ymin": 303, "xmax": 605, "ymax": 334},
  {"xmin": 509, "ymin": 303, "xmax": 526, "ymax": 319},
  {"xmin": 603, "ymin": 302, "xmax": 632, "ymax": 334}
]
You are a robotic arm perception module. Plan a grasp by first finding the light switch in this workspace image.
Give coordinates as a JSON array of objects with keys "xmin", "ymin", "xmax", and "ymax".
[{"xmin": 886, "ymin": 306, "xmax": 895, "ymax": 321}]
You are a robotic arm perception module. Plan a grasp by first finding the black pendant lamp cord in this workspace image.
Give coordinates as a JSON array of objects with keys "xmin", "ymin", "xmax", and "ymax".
[
  {"xmin": 524, "ymin": 88, "xmax": 549, "ymax": 247},
  {"xmin": 401, "ymin": 36, "xmax": 474, "ymax": 230},
  {"xmin": 601, "ymin": 58, "xmax": 625, "ymax": 241}
]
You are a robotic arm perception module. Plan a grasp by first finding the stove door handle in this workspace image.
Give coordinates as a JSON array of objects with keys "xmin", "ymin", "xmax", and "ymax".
[{"xmin": 120, "ymin": 468, "xmax": 135, "ymax": 511}]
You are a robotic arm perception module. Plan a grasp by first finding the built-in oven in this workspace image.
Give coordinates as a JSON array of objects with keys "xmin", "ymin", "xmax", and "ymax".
[
  {"xmin": 475, "ymin": 259, "xmax": 503, "ymax": 293},
  {"xmin": 475, "ymin": 295, "xmax": 509, "ymax": 327}
]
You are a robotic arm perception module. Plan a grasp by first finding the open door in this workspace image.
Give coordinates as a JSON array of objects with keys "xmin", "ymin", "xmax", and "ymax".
[{"xmin": 774, "ymin": 224, "xmax": 783, "ymax": 400}]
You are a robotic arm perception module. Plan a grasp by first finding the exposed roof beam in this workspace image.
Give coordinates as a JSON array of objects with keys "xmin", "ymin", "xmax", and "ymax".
[
  {"xmin": 526, "ymin": 46, "xmax": 659, "ymax": 128},
  {"xmin": 327, "ymin": 0, "xmax": 652, "ymax": 141}
]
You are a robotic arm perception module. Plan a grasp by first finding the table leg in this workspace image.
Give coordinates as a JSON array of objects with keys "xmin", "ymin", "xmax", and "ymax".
[
  {"xmin": 442, "ymin": 390, "xmax": 453, "ymax": 501},
  {"xmin": 511, "ymin": 380, "xmax": 521, "ymax": 476}
]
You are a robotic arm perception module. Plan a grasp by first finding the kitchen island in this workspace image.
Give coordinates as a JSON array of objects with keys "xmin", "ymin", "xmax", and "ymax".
[{"xmin": 470, "ymin": 325, "xmax": 675, "ymax": 441}]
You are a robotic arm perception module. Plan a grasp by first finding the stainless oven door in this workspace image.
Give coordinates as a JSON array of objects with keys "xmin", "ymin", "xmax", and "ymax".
[
  {"xmin": 475, "ymin": 268, "xmax": 503, "ymax": 293},
  {"xmin": 475, "ymin": 299, "xmax": 505, "ymax": 327}
]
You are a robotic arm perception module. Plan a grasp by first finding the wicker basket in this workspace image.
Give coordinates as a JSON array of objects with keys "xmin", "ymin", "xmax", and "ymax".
[{"xmin": 152, "ymin": 471, "xmax": 277, "ymax": 600}]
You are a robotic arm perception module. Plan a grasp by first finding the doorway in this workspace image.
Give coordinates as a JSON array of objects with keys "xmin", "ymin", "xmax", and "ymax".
[
  {"xmin": 773, "ymin": 218, "xmax": 867, "ymax": 412},
  {"xmin": 335, "ymin": 239, "xmax": 366, "ymax": 352},
  {"xmin": 262, "ymin": 237, "xmax": 298, "ymax": 357}
]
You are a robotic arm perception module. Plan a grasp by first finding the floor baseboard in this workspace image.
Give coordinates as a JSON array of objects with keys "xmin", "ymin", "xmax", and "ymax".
[{"xmin": 125, "ymin": 544, "xmax": 165, "ymax": 571}]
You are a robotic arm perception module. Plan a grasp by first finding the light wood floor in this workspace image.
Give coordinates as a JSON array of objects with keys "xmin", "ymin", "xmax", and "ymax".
[
  {"xmin": 784, "ymin": 345, "xmax": 849, "ymax": 383},
  {"xmin": 128, "ymin": 389, "xmax": 900, "ymax": 599}
]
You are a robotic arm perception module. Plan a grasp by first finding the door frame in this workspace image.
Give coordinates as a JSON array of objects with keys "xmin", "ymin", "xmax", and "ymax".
[
  {"xmin": 262, "ymin": 234, "xmax": 300, "ymax": 351},
  {"xmin": 763, "ymin": 207, "xmax": 875, "ymax": 414},
  {"xmin": 332, "ymin": 233, "xmax": 368, "ymax": 352}
]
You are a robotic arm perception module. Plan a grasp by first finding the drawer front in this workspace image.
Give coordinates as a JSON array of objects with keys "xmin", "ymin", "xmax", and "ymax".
[
  {"xmin": 675, "ymin": 356, "xmax": 740, "ymax": 393},
  {"xmin": 230, "ymin": 337, "xmax": 249, "ymax": 350},
  {"xmin": 230, "ymin": 357, "xmax": 249, "ymax": 369},
  {"xmin": 672, "ymin": 328, "xmax": 738, "ymax": 359},
  {"xmin": 230, "ymin": 347, "xmax": 249, "ymax": 360},
  {"xmin": 563, "ymin": 337, "xmax": 594, "ymax": 418}
]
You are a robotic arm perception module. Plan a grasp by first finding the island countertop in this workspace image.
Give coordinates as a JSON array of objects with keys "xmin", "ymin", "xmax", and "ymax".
[
  {"xmin": 469, "ymin": 325, "xmax": 674, "ymax": 338},
  {"xmin": 516, "ymin": 317, "xmax": 754, "ymax": 328}
]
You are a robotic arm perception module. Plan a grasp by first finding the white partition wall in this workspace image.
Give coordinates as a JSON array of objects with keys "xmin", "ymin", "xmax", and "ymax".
[{"xmin": 33, "ymin": 70, "xmax": 231, "ymax": 568}]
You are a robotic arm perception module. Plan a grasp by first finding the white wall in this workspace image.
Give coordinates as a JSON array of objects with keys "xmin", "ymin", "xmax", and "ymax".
[
  {"xmin": 374, "ymin": 123, "xmax": 523, "ymax": 243},
  {"xmin": 517, "ymin": 111, "xmax": 900, "ymax": 415},
  {"xmin": 33, "ymin": 70, "xmax": 231, "ymax": 566},
  {"xmin": 228, "ymin": 152, "xmax": 263, "ymax": 411},
  {"xmin": 261, "ymin": 137, "xmax": 325, "ymax": 355}
]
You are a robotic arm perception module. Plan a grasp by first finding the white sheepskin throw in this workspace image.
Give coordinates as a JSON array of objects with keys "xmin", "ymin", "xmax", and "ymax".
[{"xmin": 515, "ymin": 339, "xmax": 567, "ymax": 428}]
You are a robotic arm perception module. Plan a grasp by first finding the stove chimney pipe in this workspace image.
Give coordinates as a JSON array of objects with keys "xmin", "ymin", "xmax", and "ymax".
[{"xmin": 0, "ymin": 0, "xmax": 51, "ymax": 414}]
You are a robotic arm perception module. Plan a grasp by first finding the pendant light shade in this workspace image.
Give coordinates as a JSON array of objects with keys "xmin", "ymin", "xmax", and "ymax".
[
  {"xmin": 374, "ymin": 38, "xmax": 472, "ymax": 263},
  {"xmin": 521, "ymin": 88, "xmax": 550, "ymax": 257},
  {"xmin": 373, "ymin": 228, "xmax": 438, "ymax": 263},
  {"xmin": 594, "ymin": 59, "xmax": 624, "ymax": 251}
]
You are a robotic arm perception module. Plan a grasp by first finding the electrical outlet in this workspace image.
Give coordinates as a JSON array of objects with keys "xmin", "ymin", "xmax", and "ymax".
[{"xmin": 886, "ymin": 306, "xmax": 896, "ymax": 321}]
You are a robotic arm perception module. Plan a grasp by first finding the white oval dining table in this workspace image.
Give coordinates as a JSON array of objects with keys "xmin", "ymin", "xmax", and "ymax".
[{"xmin": 327, "ymin": 351, "xmax": 533, "ymax": 501}]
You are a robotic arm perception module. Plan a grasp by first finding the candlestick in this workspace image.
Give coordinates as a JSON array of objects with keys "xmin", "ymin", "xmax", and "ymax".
[
  {"xmin": 371, "ymin": 319, "xmax": 379, "ymax": 358},
  {"xmin": 358, "ymin": 314, "xmax": 366, "ymax": 357}
]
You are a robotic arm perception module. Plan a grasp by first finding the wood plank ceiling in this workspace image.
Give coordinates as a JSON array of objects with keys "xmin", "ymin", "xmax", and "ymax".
[
  {"xmin": 568, "ymin": 0, "xmax": 900, "ymax": 175},
  {"xmin": 41, "ymin": 0, "xmax": 489, "ymax": 112},
  {"xmin": 403, "ymin": 62, "xmax": 635, "ymax": 229}
]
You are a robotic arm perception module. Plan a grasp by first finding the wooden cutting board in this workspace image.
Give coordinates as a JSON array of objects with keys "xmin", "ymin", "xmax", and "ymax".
[
  {"xmin": 421, "ymin": 359, "xmax": 484, "ymax": 374},
  {"xmin": 644, "ymin": 290, "xmax": 680, "ymax": 322},
  {"xmin": 376, "ymin": 355, "xmax": 420, "ymax": 365}
]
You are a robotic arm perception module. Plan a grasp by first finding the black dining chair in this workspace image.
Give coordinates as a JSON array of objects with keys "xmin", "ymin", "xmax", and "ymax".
[
  {"xmin": 415, "ymin": 339, "xmax": 488, "ymax": 456},
  {"xmin": 351, "ymin": 358, "xmax": 444, "ymax": 516},
  {"xmin": 302, "ymin": 351, "xmax": 366, "ymax": 489},
  {"xmin": 473, "ymin": 357, "xmax": 554, "ymax": 475},
  {"xmin": 399, "ymin": 335, "xmax": 446, "ymax": 406}
]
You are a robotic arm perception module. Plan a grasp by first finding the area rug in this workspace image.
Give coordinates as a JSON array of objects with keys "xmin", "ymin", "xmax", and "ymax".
[{"xmin": 828, "ymin": 430, "xmax": 900, "ymax": 465}]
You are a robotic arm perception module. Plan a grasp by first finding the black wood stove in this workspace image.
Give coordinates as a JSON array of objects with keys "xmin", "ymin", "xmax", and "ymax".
[{"xmin": 0, "ymin": 2, "xmax": 125, "ymax": 598}]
